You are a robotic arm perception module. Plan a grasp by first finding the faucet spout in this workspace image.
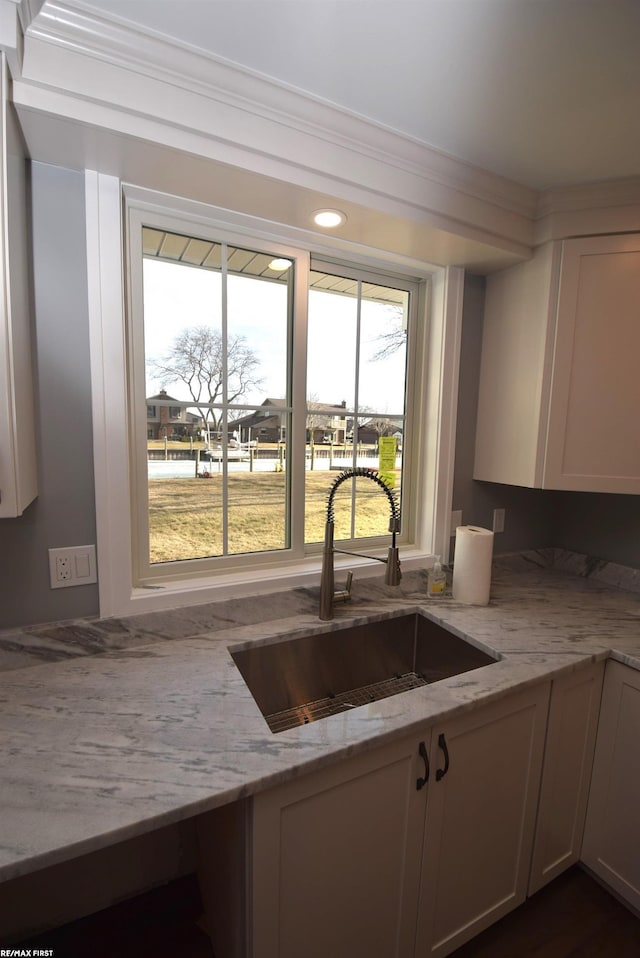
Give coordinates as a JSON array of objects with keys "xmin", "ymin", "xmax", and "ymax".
[{"xmin": 318, "ymin": 468, "xmax": 401, "ymax": 620}]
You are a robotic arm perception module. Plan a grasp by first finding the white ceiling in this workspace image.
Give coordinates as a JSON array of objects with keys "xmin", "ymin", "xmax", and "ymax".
[{"xmin": 74, "ymin": 0, "xmax": 640, "ymax": 192}]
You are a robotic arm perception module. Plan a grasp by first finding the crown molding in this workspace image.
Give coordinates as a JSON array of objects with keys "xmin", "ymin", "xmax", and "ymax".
[
  {"xmin": 0, "ymin": 0, "xmax": 23, "ymax": 73},
  {"xmin": 535, "ymin": 177, "xmax": 640, "ymax": 244},
  {"xmin": 16, "ymin": 0, "xmax": 536, "ymax": 254},
  {"xmin": 537, "ymin": 177, "xmax": 640, "ymax": 217},
  {"xmin": 31, "ymin": 2, "xmax": 536, "ymax": 210},
  {"xmin": 18, "ymin": 0, "xmax": 43, "ymax": 28}
]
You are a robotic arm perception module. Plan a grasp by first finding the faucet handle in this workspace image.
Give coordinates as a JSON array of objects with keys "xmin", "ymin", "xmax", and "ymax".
[{"xmin": 334, "ymin": 570, "xmax": 353, "ymax": 603}]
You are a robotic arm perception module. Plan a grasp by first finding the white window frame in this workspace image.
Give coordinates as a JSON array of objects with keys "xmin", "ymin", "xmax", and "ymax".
[{"xmin": 86, "ymin": 173, "xmax": 463, "ymax": 618}]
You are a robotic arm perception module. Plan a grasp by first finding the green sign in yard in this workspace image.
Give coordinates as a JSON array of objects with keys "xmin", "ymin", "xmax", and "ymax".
[{"xmin": 378, "ymin": 436, "xmax": 397, "ymax": 488}]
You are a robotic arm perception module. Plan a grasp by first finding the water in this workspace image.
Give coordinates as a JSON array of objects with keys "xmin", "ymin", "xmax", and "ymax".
[
  {"xmin": 148, "ymin": 458, "xmax": 275, "ymax": 478},
  {"xmin": 147, "ymin": 452, "xmax": 392, "ymax": 480}
]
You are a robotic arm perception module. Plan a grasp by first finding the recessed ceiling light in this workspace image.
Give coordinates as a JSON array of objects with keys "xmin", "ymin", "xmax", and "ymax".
[
  {"xmin": 312, "ymin": 209, "xmax": 347, "ymax": 228},
  {"xmin": 269, "ymin": 258, "xmax": 291, "ymax": 271}
]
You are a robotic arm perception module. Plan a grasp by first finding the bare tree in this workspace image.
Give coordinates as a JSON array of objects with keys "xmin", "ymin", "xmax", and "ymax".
[
  {"xmin": 148, "ymin": 326, "xmax": 261, "ymax": 445},
  {"xmin": 305, "ymin": 394, "xmax": 329, "ymax": 446},
  {"xmin": 361, "ymin": 412, "xmax": 395, "ymax": 442},
  {"xmin": 371, "ymin": 304, "xmax": 407, "ymax": 361}
]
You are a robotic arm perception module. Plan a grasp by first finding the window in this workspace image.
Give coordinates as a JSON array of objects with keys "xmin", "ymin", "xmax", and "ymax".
[
  {"xmin": 131, "ymin": 219, "xmax": 294, "ymax": 576},
  {"xmin": 87, "ymin": 175, "xmax": 462, "ymax": 616},
  {"xmin": 129, "ymin": 212, "xmax": 417, "ymax": 584}
]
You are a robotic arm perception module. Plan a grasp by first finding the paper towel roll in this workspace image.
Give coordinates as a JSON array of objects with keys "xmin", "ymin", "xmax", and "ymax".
[{"xmin": 452, "ymin": 525, "xmax": 494, "ymax": 605}]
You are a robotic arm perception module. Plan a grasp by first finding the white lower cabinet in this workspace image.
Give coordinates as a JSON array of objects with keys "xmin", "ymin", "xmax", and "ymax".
[
  {"xmin": 414, "ymin": 683, "xmax": 550, "ymax": 957},
  {"xmin": 529, "ymin": 661, "xmax": 605, "ymax": 894},
  {"xmin": 197, "ymin": 682, "xmax": 551, "ymax": 958},
  {"xmin": 581, "ymin": 661, "xmax": 640, "ymax": 912},
  {"xmin": 250, "ymin": 733, "xmax": 428, "ymax": 958}
]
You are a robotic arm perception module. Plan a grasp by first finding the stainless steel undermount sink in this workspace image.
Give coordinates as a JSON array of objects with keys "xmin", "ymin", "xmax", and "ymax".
[{"xmin": 230, "ymin": 611, "xmax": 499, "ymax": 733}]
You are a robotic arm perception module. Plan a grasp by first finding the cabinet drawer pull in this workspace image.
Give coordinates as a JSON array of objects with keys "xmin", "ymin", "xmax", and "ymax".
[
  {"xmin": 436, "ymin": 733, "xmax": 450, "ymax": 781},
  {"xmin": 416, "ymin": 741, "xmax": 430, "ymax": 790}
]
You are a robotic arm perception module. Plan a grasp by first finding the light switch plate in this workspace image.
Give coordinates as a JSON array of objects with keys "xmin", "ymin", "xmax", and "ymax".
[
  {"xmin": 492, "ymin": 508, "xmax": 505, "ymax": 534},
  {"xmin": 49, "ymin": 545, "xmax": 97, "ymax": 589}
]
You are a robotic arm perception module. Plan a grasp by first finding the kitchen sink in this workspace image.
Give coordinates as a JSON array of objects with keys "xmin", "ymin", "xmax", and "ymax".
[{"xmin": 230, "ymin": 611, "xmax": 499, "ymax": 732}]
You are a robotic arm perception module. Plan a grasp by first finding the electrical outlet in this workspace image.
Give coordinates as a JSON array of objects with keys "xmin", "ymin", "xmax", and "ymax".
[
  {"xmin": 56, "ymin": 555, "xmax": 72, "ymax": 581},
  {"xmin": 49, "ymin": 545, "xmax": 97, "ymax": 589},
  {"xmin": 492, "ymin": 508, "xmax": 506, "ymax": 534}
]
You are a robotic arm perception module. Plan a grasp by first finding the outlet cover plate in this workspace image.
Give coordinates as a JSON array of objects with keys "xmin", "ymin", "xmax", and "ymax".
[
  {"xmin": 49, "ymin": 545, "xmax": 97, "ymax": 589},
  {"xmin": 492, "ymin": 508, "xmax": 506, "ymax": 534}
]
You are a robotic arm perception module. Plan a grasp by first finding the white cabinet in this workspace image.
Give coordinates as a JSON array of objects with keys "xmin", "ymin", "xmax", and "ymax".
[
  {"xmin": 250, "ymin": 734, "xmax": 428, "ymax": 958},
  {"xmin": 474, "ymin": 233, "xmax": 640, "ymax": 492},
  {"xmin": 529, "ymin": 661, "xmax": 604, "ymax": 894},
  {"xmin": 582, "ymin": 661, "xmax": 640, "ymax": 912},
  {"xmin": 197, "ymin": 683, "xmax": 550, "ymax": 958},
  {"xmin": 415, "ymin": 683, "xmax": 550, "ymax": 957},
  {"xmin": 0, "ymin": 53, "xmax": 37, "ymax": 517},
  {"xmin": 198, "ymin": 732, "xmax": 428, "ymax": 958}
]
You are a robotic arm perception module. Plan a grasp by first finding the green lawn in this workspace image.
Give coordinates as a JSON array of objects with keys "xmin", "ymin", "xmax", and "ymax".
[{"xmin": 148, "ymin": 470, "xmax": 399, "ymax": 563}]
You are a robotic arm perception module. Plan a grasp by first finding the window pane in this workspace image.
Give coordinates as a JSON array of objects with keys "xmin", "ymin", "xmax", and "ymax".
[
  {"xmin": 307, "ymin": 272, "xmax": 357, "ymax": 408},
  {"xmin": 148, "ymin": 471, "xmax": 223, "ymax": 563},
  {"xmin": 358, "ymin": 286, "xmax": 408, "ymax": 413},
  {"xmin": 305, "ymin": 269, "xmax": 409, "ymax": 545},
  {"xmin": 141, "ymin": 228, "xmax": 293, "ymax": 563},
  {"xmin": 226, "ymin": 407, "xmax": 289, "ymax": 556},
  {"xmin": 227, "ymin": 246, "xmax": 290, "ymax": 405}
]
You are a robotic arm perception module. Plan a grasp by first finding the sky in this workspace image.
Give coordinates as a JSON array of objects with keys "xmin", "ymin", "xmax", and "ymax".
[{"xmin": 143, "ymin": 258, "xmax": 408, "ymax": 416}]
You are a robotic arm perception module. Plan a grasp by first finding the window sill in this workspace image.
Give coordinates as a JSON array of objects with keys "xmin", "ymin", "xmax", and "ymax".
[{"xmin": 124, "ymin": 549, "xmax": 433, "ymax": 617}]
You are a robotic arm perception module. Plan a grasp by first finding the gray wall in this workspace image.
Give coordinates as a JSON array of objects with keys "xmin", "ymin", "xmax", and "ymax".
[
  {"xmin": 0, "ymin": 162, "xmax": 99, "ymax": 629},
  {"xmin": 553, "ymin": 491, "xmax": 640, "ymax": 569}
]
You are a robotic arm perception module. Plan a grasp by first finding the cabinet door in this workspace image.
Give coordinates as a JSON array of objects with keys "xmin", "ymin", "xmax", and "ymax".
[
  {"xmin": 251, "ymin": 732, "xmax": 430, "ymax": 958},
  {"xmin": 415, "ymin": 683, "xmax": 550, "ymax": 958},
  {"xmin": 529, "ymin": 661, "xmax": 604, "ymax": 894},
  {"xmin": 582, "ymin": 661, "xmax": 640, "ymax": 911},
  {"xmin": 545, "ymin": 234, "xmax": 640, "ymax": 492}
]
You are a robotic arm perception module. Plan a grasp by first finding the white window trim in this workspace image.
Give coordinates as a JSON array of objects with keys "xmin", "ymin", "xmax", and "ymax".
[{"xmin": 86, "ymin": 172, "xmax": 463, "ymax": 618}]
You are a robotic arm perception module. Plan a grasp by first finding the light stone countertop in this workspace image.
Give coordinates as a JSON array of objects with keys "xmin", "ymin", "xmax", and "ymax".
[{"xmin": 1, "ymin": 549, "xmax": 640, "ymax": 885}]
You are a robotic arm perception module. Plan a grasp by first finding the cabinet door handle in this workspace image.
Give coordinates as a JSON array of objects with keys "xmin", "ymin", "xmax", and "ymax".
[
  {"xmin": 435, "ymin": 733, "xmax": 450, "ymax": 781},
  {"xmin": 416, "ymin": 740, "xmax": 430, "ymax": 790}
]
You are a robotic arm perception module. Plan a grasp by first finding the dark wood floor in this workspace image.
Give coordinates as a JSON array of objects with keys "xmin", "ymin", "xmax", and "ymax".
[
  {"xmin": 451, "ymin": 867, "xmax": 640, "ymax": 958},
  {"xmin": 14, "ymin": 866, "xmax": 640, "ymax": 957}
]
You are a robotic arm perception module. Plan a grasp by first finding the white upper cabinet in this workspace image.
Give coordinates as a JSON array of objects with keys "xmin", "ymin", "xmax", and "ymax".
[
  {"xmin": 0, "ymin": 53, "xmax": 37, "ymax": 517},
  {"xmin": 474, "ymin": 233, "xmax": 640, "ymax": 492}
]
